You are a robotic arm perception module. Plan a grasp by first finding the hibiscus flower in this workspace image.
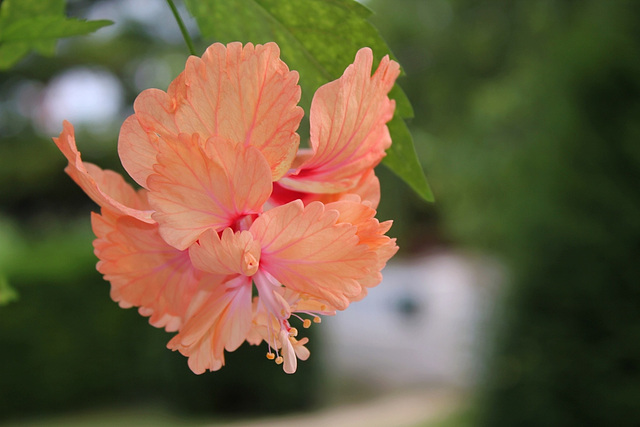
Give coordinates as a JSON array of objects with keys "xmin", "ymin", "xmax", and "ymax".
[{"xmin": 52, "ymin": 42, "xmax": 399, "ymax": 373}]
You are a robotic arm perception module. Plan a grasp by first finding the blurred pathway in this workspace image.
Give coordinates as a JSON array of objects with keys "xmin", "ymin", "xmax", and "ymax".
[{"xmin": 219, "ymin": 388, "xmax": 462, "ymax": 427}]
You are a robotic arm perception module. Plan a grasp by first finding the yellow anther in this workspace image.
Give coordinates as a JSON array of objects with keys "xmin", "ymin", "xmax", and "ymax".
[
  {"xmin": 289, "ymin": 327, "xmax": 298, "ymax": 337},
  {"xmin": 303, "ymin": 319, "xmax": 312, "ymax": 328},
  {"xmin": 313, "ymin": 316, "xmax": 321, "ymax": 324},
  {"xmin": 320, "ymin": 304, "xmax": 327, "ymax": 311},
  {"xmin": 266, "ymin": 352, "xmax": 275, "ymax": 360},
  {"xmin": 275, "ymin": 356, "xmax": 284, "ymax": 365}
]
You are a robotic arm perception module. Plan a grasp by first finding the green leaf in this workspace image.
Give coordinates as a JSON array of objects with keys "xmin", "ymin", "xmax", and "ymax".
[
  {"xmin": 0, "ymin": 43, "xmax": 29, "ymax": 69},
  {"xmin": 183, "ymin": 0, "xmax": 431, "ymax": 201},
  {"xmin": 2, "ymin": 16, "xmax": 113, "ymax": 43},
  {"xmin": 389, "ymin": 84, "xmax": 414, "ymax": 119},
  {"xmin": 1, "ymin": 0, "xmax": 65, "ymax": 16},
  {"xmin": 0, "ymin": 0, "xmax": 112, "ymax": 70},
  {"xmin": 383, "ymin": 115, "xmax": 434, "ymax": 202}
]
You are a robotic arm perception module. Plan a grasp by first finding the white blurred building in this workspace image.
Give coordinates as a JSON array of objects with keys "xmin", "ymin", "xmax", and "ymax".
[{"xmin": 320, "ymin": 251, "xmax": 502, "ymax": 390}]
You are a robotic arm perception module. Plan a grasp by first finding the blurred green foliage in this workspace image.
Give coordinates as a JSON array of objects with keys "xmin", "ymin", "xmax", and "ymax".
[
  {"xmin": 0, "ymin": 0, "xmax": 111, "ymax": 69},
  {"xmin": 370, "ymin": 0, "xmax": 640, "ymax": 425},
  {"xmin": 0, "ymin": 275, "xmax": 18, "ymax": 305}
]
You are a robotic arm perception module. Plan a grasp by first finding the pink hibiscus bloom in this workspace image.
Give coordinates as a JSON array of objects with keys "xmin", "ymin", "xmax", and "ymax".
[{"xmin": 52, "ymin": 42, "xmax": 399, "ymax": 374}]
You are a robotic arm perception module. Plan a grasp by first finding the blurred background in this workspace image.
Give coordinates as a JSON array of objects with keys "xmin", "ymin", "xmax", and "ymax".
[{"xmin": 1, "ymin": 0, "xmax": 639, "ymax": 425}]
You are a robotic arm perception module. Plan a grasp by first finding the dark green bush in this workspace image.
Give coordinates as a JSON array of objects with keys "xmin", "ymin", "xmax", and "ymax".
[{"xmin": 372, "ymin": 0, "xmax": 640, "ymax": 424}]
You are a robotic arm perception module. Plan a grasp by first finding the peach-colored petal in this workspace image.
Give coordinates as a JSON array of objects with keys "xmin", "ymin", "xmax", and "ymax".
[
  {"xmin": 133, "ymin": 73, "xmax": 187, "ymax": 141},
  {"xmin": 189, "ymin": 228, "xmax": 261, "ymax": 277},
  {"xmin": 117, "ymin": 115, "xmax": 161, "ymax": 188},
  {"xmin": 119, "ymin": 82, "xmax": 183, "ymax": 190},
  {"xmin": 91, "ymin": 211, "xmax": 203, "ymax": 332},
  {"xmin": 279, "ymin": 48, "xmax": 399, "ymax": 193},
  {"xmin": 325, "ymin": 199, "xmax": 398, "ymax": 300},
  {"xmin": 269, "ymin": 167, "xmax": 381, "ymax": 209},
  {"xmin": 53, "ymin": 121, "xmax": 154, "ymax": 223},
  {"xmin": 168, "ymin": 284, "xmax": 229, "ymax": 349},
  {"xmin": 348, "ymin": 168, "xmax": 381, "ymax": 209},
  {"xmin": 147, "ymin": 133, "xmax": 272, "ymax": 250},
  {"xmin": 199, "ymin": 42, "xmax": 303, "ymax": 180},
  {"xmin": 168, "ymin": 275, "xmax": 253, "ymax": 374},
  {"xmin": 250, "ymin": 200, "xmax": 375, "ymax": 310},
  {"xmin": 183, "ymin": 332, "xmax": 224, "ymax": 374},
  {"xmin": 214, "ymin": 280, "xmax": 253, "ymax": 353},
  {"xmin": 127, "ymin": 42, "xmax": 303, "ymax": 181}
]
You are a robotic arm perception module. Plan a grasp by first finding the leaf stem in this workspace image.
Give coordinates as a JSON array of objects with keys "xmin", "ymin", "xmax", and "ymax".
[{"xmin": 166, "ymin": 0, "xmax": 196, "ymax": 56}]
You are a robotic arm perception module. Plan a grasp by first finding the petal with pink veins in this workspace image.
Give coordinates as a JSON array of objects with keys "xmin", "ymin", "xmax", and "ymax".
[
  {"xmin": 119, "ymin": 72, "xmax": 189, "ymax": 186},
  {"xmin": 147, "ymin": 133, "xmax": 272, "ymax": 250},
  {"xmin": 168, "ymin": 275, "xmax": 253, "ymax": 374},
  {"xmin": 122, "ymin": 42, "xmax": 303, "ymax": 182},
  {"xmin": 52, "ymin": 121, "xmax": 154, "ymax": 223},
  {"xmin": 326, "ymin": 199, "xmax": 398, "ymax": 300},
  {"xmin": 133, "ymin": 72, "xmax": 187, "ymax": 141},
  {"xmin": 270, "ymin": 167, "xmax": 381, "ymax": 209},
  {"xmin": 91, "ymin": 211, "xmax": 205, "ymax": 332},
  {"xmin": 278, "ymin": 48, "xmax": 400, "ymax": 193},
  {"xmin": 185, "ymin": 333, "xmax": 224, "ymax": 374},
  {"xmin": 117, "ymin": 115, "xmax": 161, "ymax": 188},
  {"xmin": 250, "ymin": 200, "xmax": 375, "ymax": 310},
  {"xmin": 197, "ymin": 43, "xmax": 303, "ymax": 180}
]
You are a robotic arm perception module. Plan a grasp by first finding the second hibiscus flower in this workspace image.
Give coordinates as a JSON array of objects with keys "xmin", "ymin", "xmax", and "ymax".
[{"xmin": 53, "ymin": 42, "xmax": 399, "ymax": 374}]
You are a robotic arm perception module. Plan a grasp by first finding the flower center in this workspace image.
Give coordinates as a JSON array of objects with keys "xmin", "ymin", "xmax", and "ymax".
[
  {"xmin": 232, "ymin": 213, "xmax": 257, "ymax": 232},
  {"xmin": 242, "ymin": 251, "xmax": 259, "ymax": 276}
]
